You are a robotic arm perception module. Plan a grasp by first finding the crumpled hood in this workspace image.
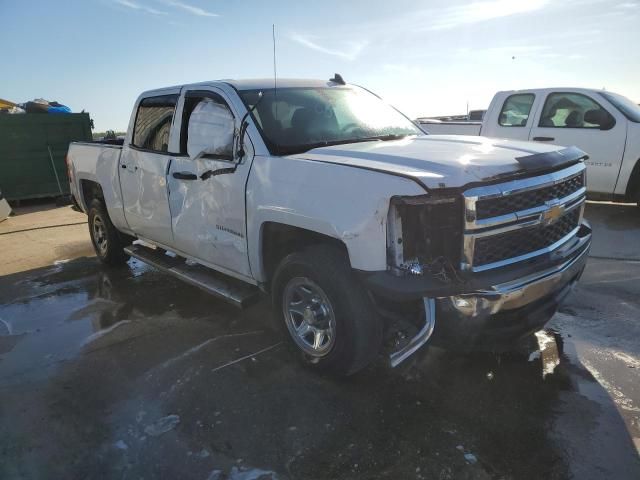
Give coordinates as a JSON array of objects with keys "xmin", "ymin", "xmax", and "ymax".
[{"xmin": 292, "ymin": 135, "xmax": 567, "ymax": 191}]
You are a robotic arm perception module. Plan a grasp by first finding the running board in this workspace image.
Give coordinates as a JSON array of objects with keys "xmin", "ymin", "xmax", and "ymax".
[{"xmin": 124, "ymin": 245, "xmax": 260, "ymax": 308}]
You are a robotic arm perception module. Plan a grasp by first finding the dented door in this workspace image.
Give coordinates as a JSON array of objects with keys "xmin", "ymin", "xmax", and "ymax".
[{"xmin": 167, "ymin": 88, "xmax": 254, "ymax": 279}]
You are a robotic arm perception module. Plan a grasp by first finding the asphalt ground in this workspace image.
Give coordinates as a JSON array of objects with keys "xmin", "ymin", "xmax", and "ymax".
[{"xmin": 0, "ymin": 201, "xmax": 639, "ymax": 479}]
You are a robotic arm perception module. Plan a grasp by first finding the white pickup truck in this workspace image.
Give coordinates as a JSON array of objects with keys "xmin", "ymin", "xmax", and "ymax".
[
  {"xmin": 418, "ymin": 88, "xmax": 640, "ymax": 205},
  {"xmin": 67, "ymin": 77, "xmax": 592, "ymax": 375}
]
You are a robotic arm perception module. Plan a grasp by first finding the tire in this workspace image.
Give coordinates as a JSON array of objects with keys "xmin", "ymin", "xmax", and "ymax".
[
  {"xmin": 88, "ymin": 199, "xmax": 131, "ymax": 266},
  {"xmin": 271, "ymin": 244, "xmax": 383, "ymax": 376}
]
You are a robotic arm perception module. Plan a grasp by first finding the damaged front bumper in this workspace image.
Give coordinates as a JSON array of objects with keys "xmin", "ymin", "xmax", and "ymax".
[{"xmin": 362, "ymin": 222, "xmax": 592, "ymax": 366}]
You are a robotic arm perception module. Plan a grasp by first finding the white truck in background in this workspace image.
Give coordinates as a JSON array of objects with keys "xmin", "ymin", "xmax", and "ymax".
[
  {"xmin": 418, "ymin": 88, "xmax": 640, "ymax": 205},
  {"xmin": 66, "ymin": 77, "xmax": 592, "ymax": 375}
]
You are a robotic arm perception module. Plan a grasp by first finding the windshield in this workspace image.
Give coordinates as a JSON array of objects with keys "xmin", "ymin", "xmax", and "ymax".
[
  {"xmin": 600, "ymin": 91, "xmax": 640, "ymax": 123},
  {"xmin": 238, "ymin": 86, "xmax": 422, "ymax": 155}
]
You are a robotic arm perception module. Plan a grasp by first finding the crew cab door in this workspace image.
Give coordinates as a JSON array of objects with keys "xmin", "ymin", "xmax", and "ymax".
[
  {"xmin": 120, "ymin": 92, "xmax": 180, "ymax": 246},
  {"xmin": 167, "ymin": 87, "xmax": 254, "ymax": 279},
  {"xmin": 528, "ymin": 91, "xmax": 626, "ymax": 194}
]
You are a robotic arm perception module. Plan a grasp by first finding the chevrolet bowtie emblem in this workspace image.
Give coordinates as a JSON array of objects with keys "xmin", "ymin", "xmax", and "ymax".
[{"xmin": 541, "ymin": 204, "xmax": 565, "ymax": 225}]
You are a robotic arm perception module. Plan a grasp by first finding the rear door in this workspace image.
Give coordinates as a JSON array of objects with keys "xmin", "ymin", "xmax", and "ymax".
[
  {"xmin": 167, "ymin": 87, "xmax": 255, "ymax": 279},
  {"xmin": 120, "ymin": 93, "xmax": 179, "ymax": 246},
  {"xmin": 528, "ymin": 91, "xmax": 626, "ymax": 194}
]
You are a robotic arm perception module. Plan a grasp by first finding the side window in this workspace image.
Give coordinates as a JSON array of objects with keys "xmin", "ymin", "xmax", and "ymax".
[
  {"xmin": 180, "ymin": 92, "xmax": 235, "ymax": 160},
  {"xmin": 132, "ymin": 94, "xmax": 178, "ymax": 152},
  {"xmin": 498, "ymin": 94, "xmax": 535, "ymax": 127},
  {"xmin": 539, "ymin": 92, "xmax": 615, "ymax": 129}
]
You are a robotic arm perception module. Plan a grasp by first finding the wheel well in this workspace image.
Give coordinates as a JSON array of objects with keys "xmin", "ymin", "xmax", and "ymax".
[
  {"xmin": 80, "ymin": 180, "xmax": 104, "ymax": 210},
  {"xmin": 625, "ymin": 158, "xmax": 640, "ymax": 202},
  {"xmin": 261, "ymin": 222, "xmax": 347, "ymax": 287}
]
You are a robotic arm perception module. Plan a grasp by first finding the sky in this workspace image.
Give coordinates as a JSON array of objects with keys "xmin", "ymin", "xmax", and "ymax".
[{"xmin": 2, "ymin": 0, "xmax": 639, "ymax": 131}]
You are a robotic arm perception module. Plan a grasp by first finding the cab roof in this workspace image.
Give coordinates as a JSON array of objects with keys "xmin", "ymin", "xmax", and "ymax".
[
  {"xmin": 139, "ymin": 78, "xmax": 348, "ymax": 97},
  {"xmin": 222, "ymin": 78, "xmax": 344, "ymax": 90}
]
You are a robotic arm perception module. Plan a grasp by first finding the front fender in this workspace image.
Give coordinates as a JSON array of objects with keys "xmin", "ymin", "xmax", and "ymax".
[{"xmin": 246, "ymin": 155, "xmax": 425, "ymax": 282}]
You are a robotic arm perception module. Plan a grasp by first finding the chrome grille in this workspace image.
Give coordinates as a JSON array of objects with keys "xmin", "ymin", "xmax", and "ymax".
[
  {"xmin": 473, "ymin": 208, "xmax": 581, "ymax": 267},
  {"xmin": 476, "ymin": 174, "xmax": 584, "ymax": 219},
  {"xmin": 462, "ymin": 163, "xmax": 586, "ymax": 272}
]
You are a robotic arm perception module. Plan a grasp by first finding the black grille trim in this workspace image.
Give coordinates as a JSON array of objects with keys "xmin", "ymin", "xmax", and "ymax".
[
  {"xmin": 473, "ymin": 208, "xmax": 581, "ymax": 267},
  {"xmin": 476, "ymin": 173, "xmax": 584, "ymax": 219}
]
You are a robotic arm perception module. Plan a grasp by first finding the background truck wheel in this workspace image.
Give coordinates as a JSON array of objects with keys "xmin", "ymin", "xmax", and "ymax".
[
  {"xmin": 271, "ymin": 245, "xmax": 383, "ymax": 376},
  {"xmin": 88, "ymin": 199, "xmax": 131, "ymax": 266}
]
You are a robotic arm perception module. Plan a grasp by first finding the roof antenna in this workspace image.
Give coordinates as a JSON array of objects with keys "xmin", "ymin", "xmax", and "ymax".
[
  {"xmin": 272, "ymin": 24, "xmax": 279, "ymax": 154},
  {"xmin": 330, "ymin": 73, "xmax": 346, "ymax": 85}
]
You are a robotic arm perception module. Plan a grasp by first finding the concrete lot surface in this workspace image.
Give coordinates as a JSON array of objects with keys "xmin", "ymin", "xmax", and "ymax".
[{"xmin": 0, "ymin": 202, "xmax": 639, "ymax": 479}]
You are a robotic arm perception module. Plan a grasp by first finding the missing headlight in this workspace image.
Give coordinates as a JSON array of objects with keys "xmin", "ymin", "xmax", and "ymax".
[{"xmin": 387, "ymin": 194, "xmax": 463, "ymax": 281}]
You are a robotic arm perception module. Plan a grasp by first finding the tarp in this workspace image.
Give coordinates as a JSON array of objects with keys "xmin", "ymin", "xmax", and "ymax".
[{"xmin": 0, "ymin": 98, "xmax": 17, "ymax": 109}]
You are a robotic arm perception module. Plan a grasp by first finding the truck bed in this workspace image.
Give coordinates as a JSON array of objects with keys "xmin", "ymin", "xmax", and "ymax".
[{"xmin": 67, "ymin": 141, "xmax": 123, "ymax": 214}]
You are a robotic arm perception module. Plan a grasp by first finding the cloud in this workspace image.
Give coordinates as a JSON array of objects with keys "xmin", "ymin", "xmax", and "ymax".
[
  {"xmin": 289, "ymin": 33, "xmax": 367, "ymax": 60},
  {"xmin": 424, "ymin": 0, "xmax": 551, "ymax": 30},
  {"xmin": 299, "ymin": 0, "xmax": 552, "ymax": 57},
  {"xmin": 163, "ymin": 0, "xmax": 219, "ymax": 17},
  {"xmin": 114, "ymin": 0, "xmax": 167, "ymax": 15}
]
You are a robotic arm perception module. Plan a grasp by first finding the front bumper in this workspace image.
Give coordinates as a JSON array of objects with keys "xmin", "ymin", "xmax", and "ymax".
[
  {"xmin": 431, "ymin": 232, "xmax": 588, "ymax": 351},
  {"xmin": 362, "ymin": 221, "xmax": 591, "ymax": 364}
]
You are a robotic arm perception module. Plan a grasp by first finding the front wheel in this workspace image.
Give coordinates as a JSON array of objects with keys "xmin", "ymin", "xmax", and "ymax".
[
  {"xmin": 88, "ymin": 199, "xmax": 131, "ymax": 266},
  {"xmin": 271, "ymin": 245, "xmax": 383, "ymax": 376}
]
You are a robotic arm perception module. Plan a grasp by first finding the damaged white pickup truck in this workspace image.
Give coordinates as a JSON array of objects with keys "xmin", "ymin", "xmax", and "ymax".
[{"xmin": 67, "ymin": 76, "xmax": 592, "ymax": 375}]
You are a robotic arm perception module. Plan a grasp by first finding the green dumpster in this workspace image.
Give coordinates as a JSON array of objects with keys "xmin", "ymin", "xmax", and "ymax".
[{"xmin": 0, "ymin": 113, "xmax": 92, "ymax": 201}]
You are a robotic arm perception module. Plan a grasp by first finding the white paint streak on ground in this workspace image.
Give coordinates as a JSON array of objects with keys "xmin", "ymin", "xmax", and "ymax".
[
  {"xmin": 211, "ymin": 343, "xmax": 282, "ymax": 374},
  {"xmin": 149, "ymin": 331, "xmax": 264, "ymax": 375},
  {"xmin": 81, "ymin": 320, "xmax": 131, "ymax": 346},
  {"xmin": 206, "ymin": 469, "xmax": 223, "ymax": 480},
  {"xmin": 0, "ymin": 317, "xmax": 12, "ymax": 335},
  {"xmin": 228, "ymin": 465, "xmax": 279, "ymax": 480},
  {"xmin": 144, "ymin": 414, "xmax": 180, "ymax": 437}
]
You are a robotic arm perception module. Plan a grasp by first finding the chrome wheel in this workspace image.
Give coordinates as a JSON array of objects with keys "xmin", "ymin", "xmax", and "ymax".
[
  {"xmin": 283, "ymin": 277, "xmax": 336, "ymax": 358},
  {"xmin": 92, "ymin": 215, "xmax": 108, "ymax": 257}
]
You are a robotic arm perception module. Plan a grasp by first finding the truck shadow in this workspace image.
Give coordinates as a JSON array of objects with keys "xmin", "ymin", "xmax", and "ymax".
[{"xmin": 0, "ymin": 257, "xmax": 638, "ymax": 479}]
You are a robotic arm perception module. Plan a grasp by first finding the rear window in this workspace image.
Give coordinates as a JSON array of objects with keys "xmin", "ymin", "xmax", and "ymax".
[
  {"xmin": 132, "ymin": 94, "xmax": 178, "ymax": 152},
  {"xmin": 498, "ymin": 94, "xmax": 535, "ymax": 127}
]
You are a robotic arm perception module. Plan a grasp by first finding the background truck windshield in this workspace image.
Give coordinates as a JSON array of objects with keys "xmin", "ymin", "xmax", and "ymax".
[
  {"xmin": 239, "ymin": 87, "xmax": 422, "ymax": 155},
  {"xmin": 600, "ymin": 91, "xmax": 640, "ymax": 123}
]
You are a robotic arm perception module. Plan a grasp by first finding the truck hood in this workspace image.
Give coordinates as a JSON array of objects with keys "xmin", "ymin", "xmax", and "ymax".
[{"xmin": 292, "ymin": 135, "xmax": 573, "ymax": 191}]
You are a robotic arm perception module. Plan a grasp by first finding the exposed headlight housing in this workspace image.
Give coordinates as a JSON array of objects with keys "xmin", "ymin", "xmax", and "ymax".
[{"xmin": 387, "ymin": 194, "xmax": 463, "ymax": 278}]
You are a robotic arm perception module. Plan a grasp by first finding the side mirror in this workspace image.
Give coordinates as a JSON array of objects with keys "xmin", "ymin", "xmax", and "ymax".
[{"xmin": 187, "ymin": 99, "xmax": 235, "ymax": 160}]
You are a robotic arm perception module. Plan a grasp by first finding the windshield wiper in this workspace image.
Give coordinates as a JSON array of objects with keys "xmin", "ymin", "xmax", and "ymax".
[{"xmin": 360, "ymin": 134, "xmax": 410, "ymax": 141}]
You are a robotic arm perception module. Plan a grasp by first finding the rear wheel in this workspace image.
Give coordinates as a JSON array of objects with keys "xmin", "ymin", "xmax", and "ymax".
[
  {"xmin": 88, "ymin": 199, "xmax": 131, "ymax": 265},
  {"xmin": 272, "ymin": 245, "xmax": 383, "ymax": 375}
]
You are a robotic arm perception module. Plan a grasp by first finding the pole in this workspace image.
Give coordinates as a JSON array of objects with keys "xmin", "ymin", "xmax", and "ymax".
[{"xmin": 47, "ymin": 146, "xmax": 64, "ymax": 196}]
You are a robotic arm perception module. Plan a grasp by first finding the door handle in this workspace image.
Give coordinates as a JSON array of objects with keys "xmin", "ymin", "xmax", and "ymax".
[
  {"xmin": 172, "ymin": 171, "xmax": 198, "ymax": 180},
  {"xmin": 121, "ymin": 164, "xmax": 127, "ymax": 169},
  {"xmin": 533, "ymin": 136, "xmax": 555, "ymax": 142}
]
